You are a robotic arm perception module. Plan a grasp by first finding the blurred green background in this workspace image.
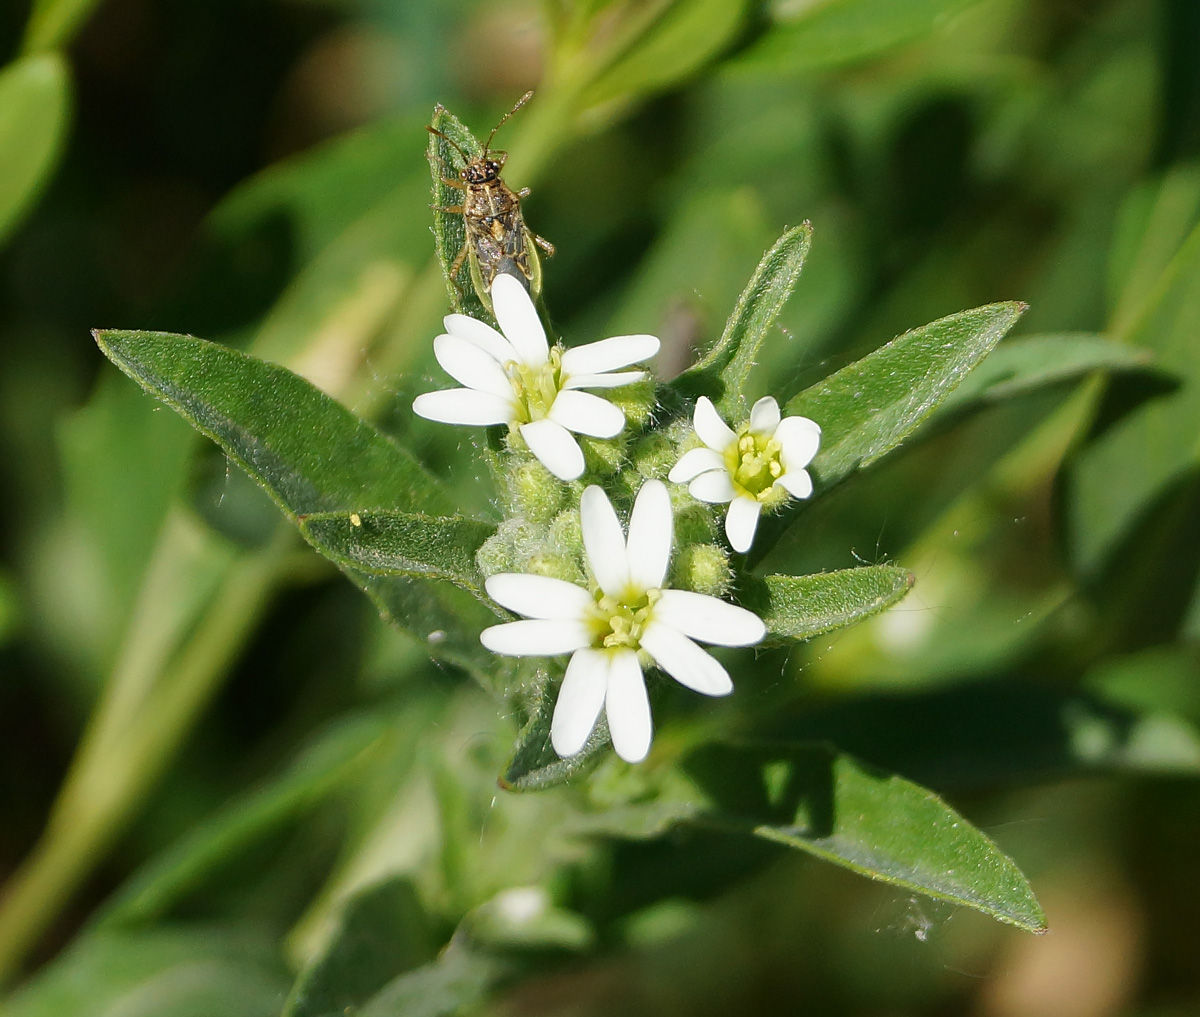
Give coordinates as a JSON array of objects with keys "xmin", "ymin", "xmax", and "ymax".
[{"xmin": 2, "ymin": 0, "xmax": 1200, "ymax": 1013}]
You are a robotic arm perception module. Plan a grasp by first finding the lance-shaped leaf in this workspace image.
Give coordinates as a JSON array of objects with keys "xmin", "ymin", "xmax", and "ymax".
[
  {"xmin": 744, "ymin": 566, "xmax": 914, "ymax": 643},
  {"xmin": 427, "ymin": 104, "xmax": 491, "ymax": 324},
  {"xmin": 501, "ymin": 689, "xmax": 611, "ymax": 792},
  {"xmin": 94, "ymin": 330, "xmax": 451, "ymax": 518},
  {"xmin": 788, "ymin": 302, "xmax": 1026, "ymax": 490},
  {"xmin": 685, "ymin": 742, "xmax": 1046, "ymax": 933},
  {"xmin": 674, "ymin": 223, "xmax": 813, "ymax": 416},
  {"xmin": 300, "ymin": 510, "xmax": 494, "ymax": 597}
]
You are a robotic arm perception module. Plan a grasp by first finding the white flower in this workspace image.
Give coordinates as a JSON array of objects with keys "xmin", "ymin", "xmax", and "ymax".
[
  {"xmin": 668, "ymin": 396, "xmax": 821, "ymax": 554},
  {"xmin": 479, "ymin": 479, "xmax": 765, "ymax": 763},
  {"xmin": 412, "ymin": 272, "xmax": 659, "ymax": 481}
]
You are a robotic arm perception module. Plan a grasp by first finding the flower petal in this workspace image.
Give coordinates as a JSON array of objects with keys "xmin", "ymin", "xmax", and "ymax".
[
  {"xmin": 653, "ymin": 589, "xmax": 766, "ymax": 646},
  {"xmin": 689, "ymin": 469, "xmax": 735, "ymax": 504},
  {"xmin": 626, "ymin": 479, "xmax": 672, "ymax": 592},
  {"xmin": 562, "ymin": 371, "xmax": 646, "ymax": 390},
  {"xmin": 480, "ymin": 619, "xmax": 592, "ymax": 656},
  {"xmin": 492, "ymin": 272, "xmax": 549, "ymax": 366},
  {"xmin": 519, "ymin": 419, "xmax": 585, "ymax": 481},
  {"xmin": 774, "ymin": 415, "xmax": 822, "ymax": 470},
  {"xmin": 413, "ymin": 389, "xmax": 514, "ymax": 426},
  {"xmin": 605, "ymin": 648, "xmax": 652, "ymax": 763},
  {"xmin": 551, "ymin": 648, "xmax": 608, "ymax": 757},
  {"xmin": 640, "ymin": 621, "xmax": 733, "ymax": 696},
  {"xmin": 724, "ymin": 495, "xmax": 762, "ymax": 553},
  {"xmin": 749, "ymin": 395, "xmax": 781, "ymax": 435},
  {"xmin": 485, "ymin": 574, "xmax": 594, "ymax": 620},
  {"xmin": 668, "ymin": 446, "xmax": 724, "ymax": 483},
  {"xmin": 775, "ymin": 468, "xmax": 813, "ymax": 499},
  {"xmin": 548, "ymin": 389, "xmax": 625, "ymax": 438},
  {"xmin": 443, "ymin": 313, "xmax": 517, "ymax": 364},
  {"xmin": 693, "ymin": 396, "xmax": 736, "ymax": 452},
  {"xmin": 434, "ymin": 334, "xmax": 514, "ymax": 399},
  {"xmin": 580, "ymin": 485, "xmax": 630, "ymax": 597},
  {"xmin": 560, "ymin": 334, "xmax": 659, "ymax": 376}
]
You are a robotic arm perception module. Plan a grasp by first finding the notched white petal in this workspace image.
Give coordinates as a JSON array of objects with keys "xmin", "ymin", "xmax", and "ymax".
[
  {"xmin": 668, "ymin": 446, "xmax": 724, "ymax": 483},
  {"xmin": 413, "ymin": 389, "xmax": 514, "ymax": 426},
  {"xmin": 689, "ymin": 469, "xmax": 735, "ymax": 504},
  {"xmin": 693, "ymin": 396, "xmax": 737, "ymax": 452},
  {"xmin": 548, "ymin": 389, "xmax": 625, "ymax": 438},
  {"xmin": 480, "ymin": 619, "xmax": 591, "ymax": 656},
  {"xmin": 749, "ymin": 396, "xmax": 781, "ymax": 435},
  {"xmin": 485, "ymin": 574, "xmax": 593, "ymax": 620},
  {"xmin": 640, "ymin": 621, "xmax": 733, "ymax": 696},
  {"xmin": 775, "ymin": 468, "xmax": 814, "ymax": 499},
  {"xmin": 491, "ymin": 273, "xmax": 549, "ymax": 366},
  {"xmin": 551, "ymin": 649, "xmax": 608, "ymax": 757},
  {"xmin": 519, "ymin": 419, "xmax": 585, "ymax": 481},
  {"xmin": 433, "ymin": 334, "xmax": 514, "ymax": 399},
  {"xmin": 443, "ymin": 313, "xmax": 516, "ymax": 364},
  {"xmin": 774, "ymin": 415, "xmax": 822, "ymax": 470},
  {"xmin": 560, "ymin": 334, "xmax": 659, "ymax": 376},
  {"xmin": 605, "ymin": 649, "xmax": 652, "ymax": 763},
  {"xmin": 561, "ymin": 371, "xmax": 646, "ymax": 390},
  {"xmin": 724, "ymin": 495, "xmax": 762, "ymax": 553},
  {"xmin": 625, "ymin": 479, "xmax": 672, "ymax": 592},
  {"xmin": 654, "ymin": 589, "xmax": 766, "ymax": 646},
  {"xmin": 580, "ymin": 485, "xmax": 629, "ymax": 597}
]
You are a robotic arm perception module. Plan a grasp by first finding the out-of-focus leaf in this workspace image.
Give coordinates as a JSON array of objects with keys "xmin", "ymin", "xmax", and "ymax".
[
  {"xmin": 96, "ymin": 714, "xmax": 390, "ymax": 931},
  {"xmin": 2, "ymin": 927, "xmax": 288, "ymax": 1017},
  {"xmin": 299, "ymin": 511, "xmax": 494, "ymax": 596},
  {"xmin": 1069, "ymin": 221, "xmax": 1200, "ymax": 573},
  {"xmin": 788, "ymin": 302, "xmax": 1026, "ymax": 490},
  {"xmin": 427, "ymin": 104, "xmax": 490, "ymax": 323},
  {"xmin": 937, "ymin": 334, "xmax": 1155, "ymax": 415},
  {"xmin": 737, "ymin": 0, "xmax": 982, "ymax": 73},
  {"xmin": 745, "ymin": 567, "xmax": 914, "ymax": 643},
  {"xmin": 359, "ymin": 947, "xmax": 512, "ymax": 1017},
  {"xmin": 284, "ymin": 877, "xmax": 437, "ymax": 1017},
  {"xmin": 211, "ymin": 118, "xmax": 423, "ymax": 262},
  {"xmin": 673, "ymin": 223, "xmax": 813, "ymax": 416},
  {"xmin": 685, "ymin": 742, "xmax": 1046, "ymax": 932},
  {"xmin": 22, "ymin": 0, "xmax": 102, "ymax": 51},
  {"xmin": 582, "ymin": 0, "xmax": 749, "ymax": 112},
  {"xmin": 467, "ymin": 887, "xmax": 593, "ymax": 952},
  {"xmin": 0, "ymin": 53, "xmax": 70, "ymax": 245},
  {"xmin": 93, "ymin": 330, "xmax": 450, "ymax": 518}
]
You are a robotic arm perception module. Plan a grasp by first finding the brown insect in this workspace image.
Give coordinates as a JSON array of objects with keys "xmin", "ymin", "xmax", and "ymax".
[{"xmin": 427, "ymin": 91, "xmax": 555, "ymax": 313}]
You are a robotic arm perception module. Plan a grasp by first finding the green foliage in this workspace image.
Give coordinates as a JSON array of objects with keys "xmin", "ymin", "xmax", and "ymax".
[
  {"xmin": 686, "ymin": 742, "xmax": 1046, "ymax": 932},
  {"xmin": 750, "ymin": 567, "xmax": 915, "ymax": 643},
  {"xmin": 0, "ymin": 53, "xmax": 70, "ymax": 245}
]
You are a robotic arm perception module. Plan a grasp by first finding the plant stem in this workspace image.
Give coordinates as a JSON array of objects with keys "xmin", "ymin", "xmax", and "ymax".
[{"xmin": 0, "ymin": 526, "xmax": 292, "ymax": 988}]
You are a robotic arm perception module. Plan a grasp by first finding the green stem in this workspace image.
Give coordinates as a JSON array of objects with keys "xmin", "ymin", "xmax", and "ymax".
[{"xmin": 0, "ymin": 527, "xmax": 292, "ymax": 988}]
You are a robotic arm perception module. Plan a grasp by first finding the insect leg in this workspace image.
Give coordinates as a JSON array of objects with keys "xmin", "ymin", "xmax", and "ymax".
[
  {"xmin": 432, "ymin": 204, "xmax": 465, "ymax": 214},
  {"xmin": 441, "ymin": 178, "xmax": 467, "ymax": 190},
  {"xmin": 532, "ymin": 234, "xmax": 556, "ymax": 256}
]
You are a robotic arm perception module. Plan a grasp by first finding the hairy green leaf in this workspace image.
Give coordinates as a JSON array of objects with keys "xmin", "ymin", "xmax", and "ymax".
[
  {"xmin": 0, "ymin": 53, "xmax": 70, "ymax": 245},
  {"xmin": 94, "ymin": 330, "xmax": 449, "ymax": 518},
  {"xmin": 427, "ymin": 104, "xmax": 491, "ymax": 323},
  {"xmin": 674, "ymin": 223, "xmax": 813, "ymax": 416},
  {"xmin": 747, "ymin": 567, "xmax": 915, "ymax": 643},
  {"xmin": 300, "ymin": 510, "xmax": 494, "ymax": 595},
  {"xmin": 788, "ymin": 302, "xmax": 1026, "ymax": 490},
  {"xmin": 686, "ymin": 742, "xmax": 1046, "ymax": 932}
]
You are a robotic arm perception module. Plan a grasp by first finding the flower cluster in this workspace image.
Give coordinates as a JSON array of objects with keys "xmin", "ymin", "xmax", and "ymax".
[{"xmin": 415, "ymin": 273, "xmax": 821, "ymax": 763}]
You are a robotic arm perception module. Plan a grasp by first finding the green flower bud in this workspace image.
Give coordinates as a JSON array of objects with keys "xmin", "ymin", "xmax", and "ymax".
[
  {"xmin": 509, "ymin": 459, "xmax": 564, "ymax": 523},
  {"xmin": 524, "ymin": 548, "xmax": 585, "ymax": 584},
  {"xmin": 579, "ymin": 433, "xmax": 627, "ymax": 477},
  {"xmin": 604, "ymin": 378, "xmax": 656, "ymax": 429},
  {"xmin": 548, "ymin": 507, "xmax": 583, "ymax": 554},
  {"xmin": 671, "ymin": 542, "xmax": 732, "ymax": 597},
  {"xmin": 672, "ymin": 498, "xmax": 716, "ymax": 545},
  {"xmin": 630, "ymin": 432, "xmax": 675, "ymax": 480}
]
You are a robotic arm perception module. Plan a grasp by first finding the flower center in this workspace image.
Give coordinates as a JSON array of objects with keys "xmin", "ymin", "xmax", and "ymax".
[
  {"xmin": 589, "ymin": 588, "xmax": 661, "ymax": 650},
  {"xmin": 725, "ymin": 429, "xmax": 784, "ymax": 501},
  {"xmin": 507, "ymin": 347, "xmax": 563, "ymax": 424}
]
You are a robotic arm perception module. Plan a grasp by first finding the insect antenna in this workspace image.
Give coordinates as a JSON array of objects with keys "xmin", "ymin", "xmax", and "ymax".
[
  {"xmin": 482, "ymin": 90, "xmax": 533, "ymax": 156},
  {"xmin": 426, "ymin": 125, "xmax": 471, "ymax": 164}
]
